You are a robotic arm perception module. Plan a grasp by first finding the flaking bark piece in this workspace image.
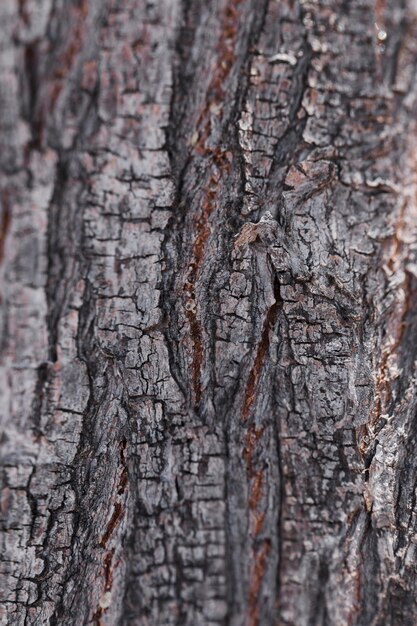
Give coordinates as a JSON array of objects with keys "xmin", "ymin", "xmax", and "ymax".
[{"xmin": 234, "ymin": 211, "xmax": 280, "ymax": 249}]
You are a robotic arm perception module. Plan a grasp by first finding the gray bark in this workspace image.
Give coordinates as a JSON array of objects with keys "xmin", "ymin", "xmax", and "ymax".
[{"xmin": 1, "ymin": 0, "xmax": 417, "ymax": 625}]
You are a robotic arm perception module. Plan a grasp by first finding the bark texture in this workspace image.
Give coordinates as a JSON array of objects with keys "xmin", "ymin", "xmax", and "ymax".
[{"xmin": 2, "ymin": 0, "xmax": 417, "ymax": 624}]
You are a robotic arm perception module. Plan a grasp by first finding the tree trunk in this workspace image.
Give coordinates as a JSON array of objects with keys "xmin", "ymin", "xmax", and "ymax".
[{"xmin": 2, "ymin": 0, "xmax": 417, "ymax": 624}]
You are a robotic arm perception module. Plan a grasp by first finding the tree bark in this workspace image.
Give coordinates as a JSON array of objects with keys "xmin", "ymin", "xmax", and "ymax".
[{"xmin": 2, "ymin": 0, "xmax": 417, "ymax": 624}]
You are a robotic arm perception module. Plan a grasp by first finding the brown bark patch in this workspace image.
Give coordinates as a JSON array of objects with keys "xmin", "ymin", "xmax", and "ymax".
[
  {"xmin": 193, "ymin": 0, "xmax": 244, "ymax": 155},
  {"xmin": 117, "ymin": 438, "xmax": 128, "ymax": 495},
  {"xmin": 248, "ymin": 539, "xmax": 271, "ymax": 626},
  {"xmin": 184, "ymin": 152, "xmax": 233, "ymax": 409},
  {"xmin": 182, "ymin": 0, "xmax": 246, "ymax": 410},
  {"xmin": 242, "ymin": 292, "xmax": 280, "ymax": 422},
  {"xmin": 100, "ymin": 502, "xmax": 124, "ymax": 549}
]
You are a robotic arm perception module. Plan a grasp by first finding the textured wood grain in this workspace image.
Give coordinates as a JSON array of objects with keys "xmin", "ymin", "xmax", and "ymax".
[{"xmin": 2, "ymin": 1, "xmax": 417, "ymax": 625}]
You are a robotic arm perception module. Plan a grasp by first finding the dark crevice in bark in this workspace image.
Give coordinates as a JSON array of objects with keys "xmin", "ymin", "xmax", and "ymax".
[
  {"xmin": 162, "ymin": 0, "xmax": 269, "ymax": 421},
  {"xmin": 309, "ymin": 557, "xmax": 330, "ymax": 626},
  {"xmin": 266, "ymin": 9, "xmax": 312, "ymax": 224},
  {"xmin": 21, "ymin": 41, "xmax": 42, "ymax": 151},
  {"xmin": 160, "ymin": 0, "xmax": 199, "ymax": 408},
  {"xmin": 165, "ymin": 0, "xmax": 205, "ymax": 176},
  {"xmin": 45, "ymin": 100, "xmax": 100, "ymax": 365},
  {"xmin": 227, "ymin": 0, "xmax": 271, "ymax": 218},
  {"xmin": 357, "ymin": 512, "xmax": 380, "ymax": 626},
  {"xmin": 45, "ymin": 157, "xmax": 71, "ymax": 363},
  {"xmin": 242, "ymin": 274, "xmax": 281, "ymax": 423},
  {"xmin": 30, "ymin": 362, "xmax": 50, "ymax": 438},
  {"xmin": 0, "ymin": 190, "xmax": 11, "ymax": 268},
  {"xmin": 246, "ymin": 278, "xmax": 282, "ymax": 626},
  {"xmin": 46, "ymin": 280, "xmax": 97, "ymax": 626},
  {"xmin": 273, "ymin": 291, "xmax": 292, "ymax": 617}
]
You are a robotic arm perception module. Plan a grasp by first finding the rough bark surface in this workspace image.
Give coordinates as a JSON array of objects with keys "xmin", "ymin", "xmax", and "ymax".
[{"xmin": 2, "ymin": 1, "xmax": 417, "ymax": 625}]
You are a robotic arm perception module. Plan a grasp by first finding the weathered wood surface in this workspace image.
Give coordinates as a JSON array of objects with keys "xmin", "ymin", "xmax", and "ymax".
[{"xmin": 2, "ymin": 0, "xmax": 417, "ymax": 624}]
